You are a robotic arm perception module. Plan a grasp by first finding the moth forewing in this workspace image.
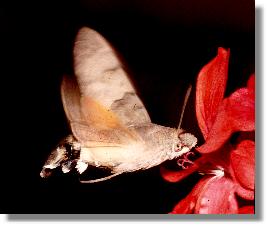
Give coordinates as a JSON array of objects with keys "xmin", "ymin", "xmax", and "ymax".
[{"xmin": 73, "ymin": 27, "xmax": 151, "ymax": 127}]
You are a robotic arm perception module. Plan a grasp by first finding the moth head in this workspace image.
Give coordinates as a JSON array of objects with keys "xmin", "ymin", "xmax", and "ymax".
[
  {"xmin": 40, "ymin": 136, "xmax": 81, "ymax": 178},
  {"xmin": 171, "ymin": 85, "xmax": 197, "ymax": 158},
  {"xmin": 177, "ymin": 132, "xmax": 197, "ymax": 151},
  {"xmin": 169, "ymin": 131, "xmax": 197, "ymax": 159}
]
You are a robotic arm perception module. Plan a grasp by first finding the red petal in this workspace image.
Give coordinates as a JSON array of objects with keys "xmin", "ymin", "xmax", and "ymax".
[
  {"xmin": 227, "ymin": 88, "xmax": 255, "ymax": 131},
  {"xmin": 247, "ymin": 74, "xmax": 255, "ymax": 92},
  {"xmin": 238, "ymin": 206, "xmax": 255, "ymax": 214},
  {"xmin": 171, "ymin": 177, "xmax": 211, "ymax": 214},
  {"xmin": 196, "ymin": 101, "xmax": 232, "ymax": 153},
  {"xmin": 160, "ymin": 165, "xmax": 198, "ymax": 183},
  {"xmin": 171, "ymin": 176, "xmax": 238, "ymax": 214},
  {"xmin": 235, "ymin": 180, "xmax": 255, "ymax": 200},
  {"xmin": 231, "ymin": 140, "xmax": 255, "ymax": 190},
  {"xmin": 196, "ymin": 47, "xmax": 229, "ymax": 139},
  {"xmin": 170, "ymin": 195, "xmax": 196, "ymax": 214},
  {"xmin": 194, "ymin": 176, "xmax": 238, "ymax": 214},
  {"xmin": 197, "ymin": 87, "xmax": 255, "ymax": 153},
  {"xmin": 161, "ymin": 156, "xmax": 208, "ymax": 183}
]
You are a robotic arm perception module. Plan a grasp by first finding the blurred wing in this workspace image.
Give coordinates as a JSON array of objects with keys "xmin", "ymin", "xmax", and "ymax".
[
  {"xmin": 61, "ymin": 75, "xmax": 140, "ymax": 145},
  {"xmin": 74, "ymin": 27, "xmax": 151, "ymax": 128},
  {"xmin": 61, "ymin": 75, "xmax": 86, "ymax": 124}
]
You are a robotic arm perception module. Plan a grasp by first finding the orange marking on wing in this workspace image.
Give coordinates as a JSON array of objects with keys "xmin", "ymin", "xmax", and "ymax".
[
  {"xmin": 81, "ymin": 96, "xmax": 122, "ymax": 128},
  {"xmin": 80, "ymin": 96, "xmax": 140, "ymax": 142}
]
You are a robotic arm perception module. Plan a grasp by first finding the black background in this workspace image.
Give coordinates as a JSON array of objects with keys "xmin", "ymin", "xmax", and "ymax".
[{"xmin": 1, "ymin": 0, "xmax": 254, "ymax": 213}]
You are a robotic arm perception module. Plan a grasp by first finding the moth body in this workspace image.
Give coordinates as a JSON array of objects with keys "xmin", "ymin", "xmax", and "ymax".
[{"xmin": 41, "ymin": 123, "xmax": 197, "ymax": 181}]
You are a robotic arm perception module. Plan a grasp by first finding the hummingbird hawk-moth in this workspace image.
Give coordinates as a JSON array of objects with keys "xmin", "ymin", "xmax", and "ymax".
[{"xmin": 40, "ymin": 27, "xmax": 197, "ymax": 183}]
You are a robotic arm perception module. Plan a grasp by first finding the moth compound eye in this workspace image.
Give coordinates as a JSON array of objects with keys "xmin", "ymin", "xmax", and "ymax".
[{"xmin": 176, "ymin": 142, "xmax": 182, "ymax": 151}]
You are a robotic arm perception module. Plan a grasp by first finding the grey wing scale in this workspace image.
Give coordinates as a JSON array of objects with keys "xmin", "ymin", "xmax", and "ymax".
[{"xmin": 110, "ymin": 92, "xmax": 151, "ymax": 127}]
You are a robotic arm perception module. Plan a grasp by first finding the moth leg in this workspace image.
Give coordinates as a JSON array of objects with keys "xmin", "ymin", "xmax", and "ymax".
[{"xmin": 79, "ymin": 172, "xmax": 123, "ymax": 183}]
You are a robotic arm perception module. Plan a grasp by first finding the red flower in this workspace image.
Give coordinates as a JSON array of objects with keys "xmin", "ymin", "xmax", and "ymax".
[{"xmin": 161, "ymin": 47, "xmax": 255, "ymax": 214}]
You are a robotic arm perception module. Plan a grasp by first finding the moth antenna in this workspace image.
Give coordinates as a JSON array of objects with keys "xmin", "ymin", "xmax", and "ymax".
[
  {"xmin": 177, "ymin": 84, "xmax": 192, "ymax": 133},
  {"xmin": 79, "ymin": 172, "xmax": 123, "ymax": 183}
]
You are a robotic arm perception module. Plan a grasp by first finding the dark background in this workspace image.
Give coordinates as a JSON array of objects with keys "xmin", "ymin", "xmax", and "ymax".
[{"xmin": 1, "ymin": 0, "xmax": 254, "ymax": 213}]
